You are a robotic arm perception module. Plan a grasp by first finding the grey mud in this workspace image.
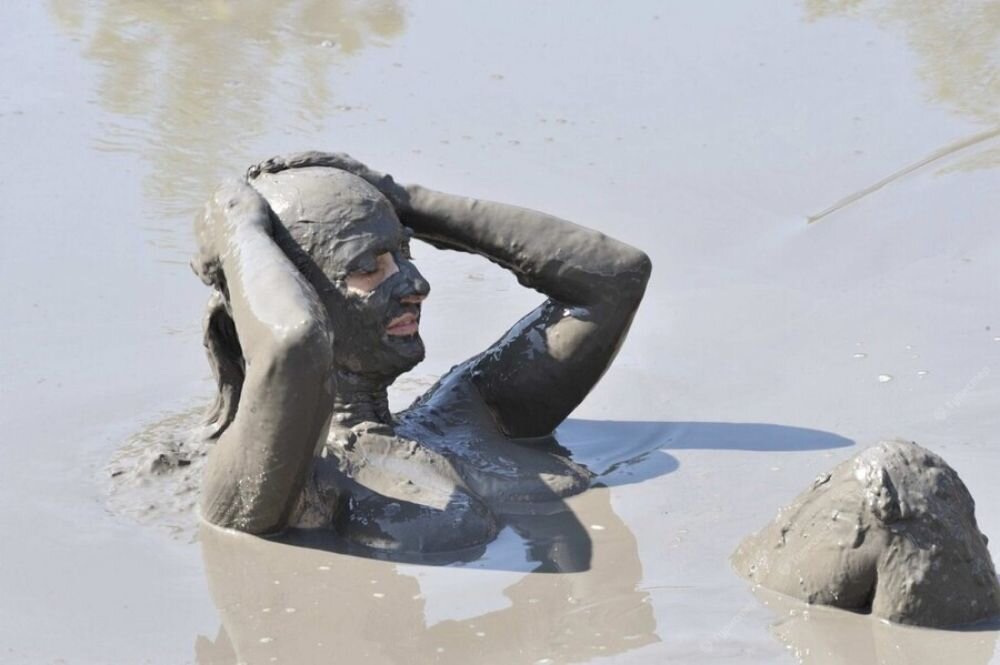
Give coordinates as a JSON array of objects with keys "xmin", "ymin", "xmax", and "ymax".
[{"xmin": 733, "ymin": 439, "xmax": 1000, "ymax": 628}]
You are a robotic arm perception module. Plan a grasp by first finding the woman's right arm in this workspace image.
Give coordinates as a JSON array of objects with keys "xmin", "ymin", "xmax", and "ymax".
[{"xmin": 194, "ymin": 180, "xmax": 334, "ymax": 535}]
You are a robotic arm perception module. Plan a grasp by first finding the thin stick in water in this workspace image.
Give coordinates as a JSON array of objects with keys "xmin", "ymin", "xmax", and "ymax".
[{"xmin": 808, "ymin": 126, "xmax": 1000, "ymax": 224}]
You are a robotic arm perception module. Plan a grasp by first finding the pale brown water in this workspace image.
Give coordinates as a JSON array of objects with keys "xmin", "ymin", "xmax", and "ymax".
[{"xmin": 2, "ymin": 1, "xmax": 1000, "ymax": 663}]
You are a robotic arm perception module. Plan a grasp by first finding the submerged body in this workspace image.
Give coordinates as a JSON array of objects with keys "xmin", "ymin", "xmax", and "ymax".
[
  {"xmin": 732, "ymin": 440, "xmax": 1000, "ymax": 628},
  {"xmin": 192, "ymin": 152, "xmax": 650, "ymax": 553}
]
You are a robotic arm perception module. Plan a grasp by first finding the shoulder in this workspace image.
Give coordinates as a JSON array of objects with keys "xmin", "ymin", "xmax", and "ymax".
[{"xmin": 397, "ymin": 358, "xmax": 499, "ymax": 435}]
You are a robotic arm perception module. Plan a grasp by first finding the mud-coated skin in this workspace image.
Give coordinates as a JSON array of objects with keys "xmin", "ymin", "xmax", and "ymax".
[
  {"xmin": 732, "ymin": 440, "xmax": 1000, "ymax": 628},
  {"xmin": 194, "ymin": 152, "xmax": 651, "ymax": 553}
]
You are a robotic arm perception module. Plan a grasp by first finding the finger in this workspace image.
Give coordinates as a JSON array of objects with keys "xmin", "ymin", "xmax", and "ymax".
[{"xmin": 213, "ymin": 180, "xmax": 273, "ymax": 233}]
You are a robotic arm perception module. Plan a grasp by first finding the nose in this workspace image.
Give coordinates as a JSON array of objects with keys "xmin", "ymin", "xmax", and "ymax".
[{"xmin": 399, "ymin": 259, "xmax": 430, "ymax": 304}]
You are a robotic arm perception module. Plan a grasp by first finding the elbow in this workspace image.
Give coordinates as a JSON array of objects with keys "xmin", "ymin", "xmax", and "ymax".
[
  {"xmin": 616, "ymin": 247, "xmax": 652, "ymax": 307},
  {"xmin": 581, "ymin": 245, "xmax": 651, "ymax": 312},
  {"xmin": 626, "ymin": 249, "xmax": 653, "ymax": 285}
]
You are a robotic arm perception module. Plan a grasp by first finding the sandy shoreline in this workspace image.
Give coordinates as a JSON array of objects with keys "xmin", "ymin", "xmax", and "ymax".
[{"xmin": 2, "ymin": 1, "xmax": 999, "ymax": 663}]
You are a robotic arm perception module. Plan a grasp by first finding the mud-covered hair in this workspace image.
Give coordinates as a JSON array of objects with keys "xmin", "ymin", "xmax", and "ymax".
[{"xmin": 201, "ymin": 290, "xmax": 244, "ymax": 438}]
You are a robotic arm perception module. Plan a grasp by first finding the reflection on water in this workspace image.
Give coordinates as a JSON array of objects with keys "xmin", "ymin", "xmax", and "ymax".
[
  {"xmin": 805, "ymin": 0, "xmax": 1000, "ymax": 172},
  {"xmin": 752, "ymin": 586, "xmax": 998, "ymax": 665},
  {"xmin": 50, "ymin": 0, "xmax": 404, "ymax": 217},
  {"xmin": 197, "ymin": 487, "xmax": 658, "ymax": 664}
]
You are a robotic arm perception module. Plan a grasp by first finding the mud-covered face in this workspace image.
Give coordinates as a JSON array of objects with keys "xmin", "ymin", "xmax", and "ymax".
[
  {"xmin": 321, "ymin": 204, "xmax": 431, "ymax": 380},
  {"xmin": 251, "ymin": 167, "xmax": 431, "ymax": 382}
]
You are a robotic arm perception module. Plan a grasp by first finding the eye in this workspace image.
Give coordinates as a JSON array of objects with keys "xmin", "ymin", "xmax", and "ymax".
[{"xmin": 344, "ymin": 252, "xmax": 399, "ymax": 293}]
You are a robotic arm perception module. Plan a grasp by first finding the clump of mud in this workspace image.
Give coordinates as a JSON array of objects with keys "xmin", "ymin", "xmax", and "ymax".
[
  {"xmin": 105, "ymin": 405, "xmax": 213, "ymax": 540},
  {"xmin": 733, "ymin": 439, "xmax": 1000, "ymax": 628}
]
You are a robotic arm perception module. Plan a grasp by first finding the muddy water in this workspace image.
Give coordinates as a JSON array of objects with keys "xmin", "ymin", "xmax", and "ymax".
[
  {"xmin": 756, "ymin": 586, "xmax": 998, "ymax": 665},
  {"xmin": 198, "ymin": 488, "xmax": 656, "ymax": 664},
  {"xmin": 3, "ymin": 0, "xmax": 1000, "ymax": 663}
]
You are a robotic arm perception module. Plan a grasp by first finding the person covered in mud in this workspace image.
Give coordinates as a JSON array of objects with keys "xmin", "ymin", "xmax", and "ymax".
[{"xmin": 192, "ymin": 152, "xmax": 651, "ymax": 553}]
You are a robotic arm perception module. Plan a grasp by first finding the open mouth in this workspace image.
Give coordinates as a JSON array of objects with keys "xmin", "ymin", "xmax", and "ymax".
[{"xmin": 385, "ymin": 311, "xmax": 420, "ymax": 337}]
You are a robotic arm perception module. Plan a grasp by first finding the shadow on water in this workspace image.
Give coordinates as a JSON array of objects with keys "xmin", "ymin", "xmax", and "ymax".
[{"xmin": 559, "ymin": 418, "xmax": 854, "ymax": 487}]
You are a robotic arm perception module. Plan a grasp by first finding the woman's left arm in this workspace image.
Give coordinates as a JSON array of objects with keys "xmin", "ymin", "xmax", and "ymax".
[
  {"xmin": 246, "ymin": 152, "xmax": 652, "ymax": 438},
  {"xmin": 399, "ymin": 185, "xmax": 652, "ymax": 438}
]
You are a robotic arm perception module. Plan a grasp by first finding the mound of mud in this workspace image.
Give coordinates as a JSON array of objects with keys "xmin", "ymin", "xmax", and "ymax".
[
  {"xmin": 105, "ymin": 406, "xmax": 213, "ymax": 540},
  {"xmin": 733, "ymin": 440, "xmax": 1000, "ymax": 628}
]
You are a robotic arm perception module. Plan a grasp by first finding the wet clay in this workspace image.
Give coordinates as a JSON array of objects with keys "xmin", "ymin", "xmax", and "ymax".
[
  {"xmin": 192, "ymin": 152, "xmax": 651, "ymax": 553},
  {"xmin": 732, "ymin": 440, "xmax": 1000, "ymax": 628},
  {"xmin": 105, "ymin": 406, "xmax": 211, "ymax": 539}
]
